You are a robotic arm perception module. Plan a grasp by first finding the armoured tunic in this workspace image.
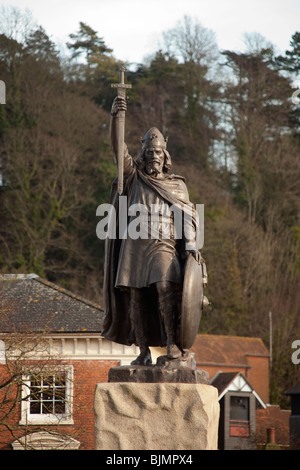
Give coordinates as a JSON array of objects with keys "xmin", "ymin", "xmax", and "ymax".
[{"xmin": 115, "ymin": 149, "xmax": 182, "ymax": 288}]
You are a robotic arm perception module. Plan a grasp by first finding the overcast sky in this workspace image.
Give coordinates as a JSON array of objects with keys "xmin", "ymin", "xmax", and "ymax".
[{"xmin": 1, "ymin": 0, "xmax": 300, "ymax": 65}]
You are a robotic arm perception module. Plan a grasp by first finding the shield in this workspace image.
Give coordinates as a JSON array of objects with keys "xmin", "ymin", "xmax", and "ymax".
[{"xmin": 179, "ymin": 254, "xmax": 204, "ymax": 350}]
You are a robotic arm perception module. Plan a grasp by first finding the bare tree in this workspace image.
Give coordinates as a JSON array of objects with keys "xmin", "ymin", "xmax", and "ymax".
[
  {"xmin": 0, "ymin": 5, "xmax": 36, "ymax": 44},
  {"xmin": 162, "ymin": 15, "xmax": 219, "ymax": 67},
  {"xmin": 0, "ymin": 302, "xmax": 83, "ymax": 450}
]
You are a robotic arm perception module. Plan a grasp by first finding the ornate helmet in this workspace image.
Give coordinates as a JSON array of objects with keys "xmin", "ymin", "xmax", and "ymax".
[
  {"xmin": 137, "ymin": 127, "xmax": 171, "ymax": 173},
  {"xmin": 141, "ymin": 127, "xmax": 168, "ymax": 150}
]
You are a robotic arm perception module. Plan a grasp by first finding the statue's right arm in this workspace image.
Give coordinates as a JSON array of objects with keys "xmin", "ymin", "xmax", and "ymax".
[{"xmin": 110, "ymin": 97, "xmax": 134, "ymax": 177}]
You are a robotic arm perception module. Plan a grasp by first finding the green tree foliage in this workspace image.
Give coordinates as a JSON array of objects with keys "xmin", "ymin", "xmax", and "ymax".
[
  {"xmin": 66, "ymin": 21, "xmax": 123, "ymax": 110},
  {"xmin": 0, "ymin": 9, "xmax": 299, "ymax": 407},
  {"xmin": 218, "ymin": 44, "xmax": 300, "ymax": 404},
  {"xmin": 275, "ymin": 31, "xmax": 300, "ymax": 74},
  {"xmin": 0, "ymin": 22, "xmax": 113, "ymax": 301},
  {"xmin": 220, "ymin": 49, "xmax": 299, "ymax": 229},
  {"xmin": 67, "ymin": 22, "xmax": 113, "ymax": 62}
]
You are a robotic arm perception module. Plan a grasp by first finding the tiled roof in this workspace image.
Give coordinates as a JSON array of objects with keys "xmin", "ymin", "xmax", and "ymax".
[
  {"xmin": 0, "ymin": 274, "xmax": 104, "ymax": 334},
  {"xmin": 210, "ymin": 371, "xmax": 239, "ymax": 394},
  {"xmin": 210, "ymin": 371, "xmax": 267, "ymax": 408},
  {"xmin": 191, "ymin": 334, "xmax": 269, "ymax": 366}
]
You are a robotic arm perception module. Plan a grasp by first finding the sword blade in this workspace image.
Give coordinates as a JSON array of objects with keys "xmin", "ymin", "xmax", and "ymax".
[
  {"xmin": 111, "ymin": 67, "xmax": 132, "ymax": 196},
  {"xmin": 117, "ymin": 109, "xmax": 125, "ymax": 195}
]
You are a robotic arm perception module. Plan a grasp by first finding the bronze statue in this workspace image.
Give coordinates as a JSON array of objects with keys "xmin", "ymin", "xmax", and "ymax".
[{"xmin": 102, "ymin": 69, "xmax": 207, "ymax": 366}]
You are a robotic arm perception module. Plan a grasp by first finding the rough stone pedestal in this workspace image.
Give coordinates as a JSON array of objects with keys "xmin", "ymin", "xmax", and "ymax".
[{"xmin": 94, "ymin": 381, "xmax": 219, "ymax": 450}]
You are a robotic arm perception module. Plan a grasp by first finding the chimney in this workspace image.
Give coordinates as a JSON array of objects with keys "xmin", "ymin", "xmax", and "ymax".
[{"xmin": 266, "ymin": 427, "xmax": 275, "ymax": 444}]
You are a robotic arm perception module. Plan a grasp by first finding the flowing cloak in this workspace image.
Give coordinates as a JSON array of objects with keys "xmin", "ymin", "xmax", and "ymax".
[{"xmin": 101, "ymin": 152, "xmax": 199, "ymax": 347}]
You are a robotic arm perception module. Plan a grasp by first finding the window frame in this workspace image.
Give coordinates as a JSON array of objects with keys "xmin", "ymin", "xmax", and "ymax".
[
  {"xmin": 229, "ymin": 394, "xmax": 250, "ymax": 438},
  {"xmin": 19, "ymin": 365, "xmax": 74, "ymax": 425}
]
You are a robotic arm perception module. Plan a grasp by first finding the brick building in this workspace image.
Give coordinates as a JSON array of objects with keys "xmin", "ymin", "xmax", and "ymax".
[
  {"xmin": 191, "ymin": 334, "xmax": 290, "ymax": 449},
  {"xmin": 191, "ymin": 334, "xmax": 270, "ymax": 403},
  {"xmin": 0, "ymin": 274, "xmax": 291, "ymax": 450},
  {"xmin": 0, "ymin": 274, "xmax": 157, "ymax": 450}
]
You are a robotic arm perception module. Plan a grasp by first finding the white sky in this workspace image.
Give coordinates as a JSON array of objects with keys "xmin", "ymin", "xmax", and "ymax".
[{"xmin": 1, "ymin": 0, "xmax": 300, "ymax": 65}]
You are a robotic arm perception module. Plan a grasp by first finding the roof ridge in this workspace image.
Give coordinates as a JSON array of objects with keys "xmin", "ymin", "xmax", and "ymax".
[
  {"xmin": 197, "ymin": 333, "xmax": 266, "ymax": 341},
  {"xmin": 0, "ymin": 273, "xmax": 38, "ymax": 280},
  {"xmin": 0, "ymin": 273, "xmax": 103, "ymax": 312},
  {"xmin": 33, "ymin": 276, "xmax": 103, "ymax": 311}
]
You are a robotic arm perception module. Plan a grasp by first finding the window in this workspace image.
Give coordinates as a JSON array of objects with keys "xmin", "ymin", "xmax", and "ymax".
[
  {"xmin": 229, "ymin": 395, "xmax": 250, "ymax": 437},
  {"xmin": 0, "ymin": 340, "xmax": 5, "ymax": 364},
  {"xmin": 20, "ymin": 366, "xmax": 73, "ymax": 425},
  {"xmin": 29, "ymin": 373, "xmax": 66, "ymax": 415}
]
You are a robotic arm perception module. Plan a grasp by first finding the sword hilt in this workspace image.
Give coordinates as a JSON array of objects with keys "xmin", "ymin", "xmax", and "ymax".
[{"xmin": 111, "ymin": 66, "xmax": 132, "ymax": 96}]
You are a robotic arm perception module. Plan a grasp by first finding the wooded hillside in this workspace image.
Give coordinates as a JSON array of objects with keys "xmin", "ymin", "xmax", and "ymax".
[{"xmin": 0, "ymin": 9, "xmax": 299, "ymax": 406}]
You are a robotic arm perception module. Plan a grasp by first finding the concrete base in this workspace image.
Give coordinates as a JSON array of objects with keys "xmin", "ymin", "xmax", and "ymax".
[{"xmin": 94, "ymin": 382, "xmax": 219, "ymax": 450}]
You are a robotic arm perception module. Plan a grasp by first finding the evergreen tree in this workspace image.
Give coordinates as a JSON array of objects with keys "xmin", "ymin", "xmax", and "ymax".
[
  {"xmin": 67, "ymin": 22, "xmax": 112, "ymax": 63},
  {"xmin": 275, "ymin": 31, "xmax": 300, "ymax": 74}
]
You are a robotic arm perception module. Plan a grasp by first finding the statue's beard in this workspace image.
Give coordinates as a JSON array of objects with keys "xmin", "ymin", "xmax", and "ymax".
[{"xmin": 145, "ymin": 161, "xmax": 163, "ymax": 176}]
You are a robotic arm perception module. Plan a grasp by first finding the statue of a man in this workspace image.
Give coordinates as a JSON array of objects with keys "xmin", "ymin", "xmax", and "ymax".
[{"xmin": 102, "ymin": 96, "xmax": 202, "ymax": 365}]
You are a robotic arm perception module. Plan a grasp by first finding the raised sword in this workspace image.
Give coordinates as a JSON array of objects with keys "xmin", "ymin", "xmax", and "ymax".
[{"xmin": 111, "ymin": 66, "xmax": 132, "ymax": 195}]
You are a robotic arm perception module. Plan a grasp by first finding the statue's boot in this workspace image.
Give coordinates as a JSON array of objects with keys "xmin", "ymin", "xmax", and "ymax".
[
  {"xmin": 167, "ymin": 343, "xmax": 182, "ymax": 359},
  {"xmin": 129, "ymin": 288, "xmax": 152, "ymax": 366},
  {"xmin": 157, "ymin": 285, "xmax": 182, "ymax": 360},
  {"xmin": 131, "ymin": 346, "xmax": 152, "ymax": 365}
]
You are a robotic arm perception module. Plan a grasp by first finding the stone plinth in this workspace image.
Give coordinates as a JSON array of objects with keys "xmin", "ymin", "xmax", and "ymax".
[
  {"xmin": 94, "ymin": 382, "xmax": 219, "ymax": 450},
  {"xmin": 108, "ymin": 364, "xmax": 209, "ymax": 384},
  {"xmin": 108, "ymin": 352, "xmax": 209, "ymax": 385}
]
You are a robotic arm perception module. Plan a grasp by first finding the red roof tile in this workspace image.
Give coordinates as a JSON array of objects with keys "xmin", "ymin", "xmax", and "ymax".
[{"xmin": 191, "ymin": 334, "xmax": 269, "ymax": 366}]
